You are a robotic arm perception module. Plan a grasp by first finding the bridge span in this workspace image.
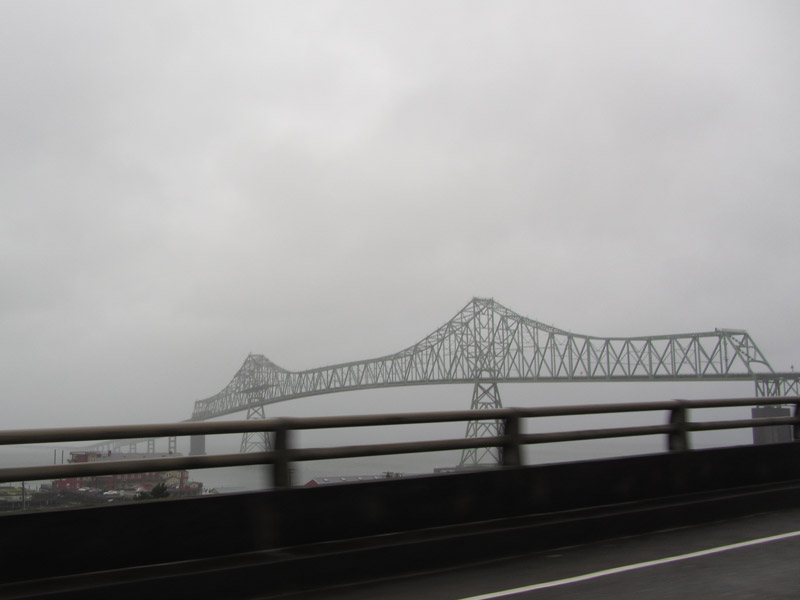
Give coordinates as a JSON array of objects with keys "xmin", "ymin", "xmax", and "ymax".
[
  {"xmin": 191, "ymin": 297, "xmax": 783, "ymax": 421},
  {"xmin": 184, "ymin": 298, "xmax": 799, "ymax": 461},
  {"xmin": 78, "ymin": 298, "xmax": 800, "ymax": 458}
]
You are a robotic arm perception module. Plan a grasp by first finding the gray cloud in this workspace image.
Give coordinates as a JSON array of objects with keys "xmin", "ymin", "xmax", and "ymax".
[{"xmin": 1, "ymin": 1, "xmax": 799, "ymax": 429}]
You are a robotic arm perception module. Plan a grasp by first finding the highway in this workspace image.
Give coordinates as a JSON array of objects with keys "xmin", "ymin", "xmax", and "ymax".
[{"xmin": 282, "ymin": 506, "xmax": 800, "ymax": 600}]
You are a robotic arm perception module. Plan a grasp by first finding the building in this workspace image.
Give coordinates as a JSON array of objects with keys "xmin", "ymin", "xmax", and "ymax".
[{"xmin": 52, "ymin": 451, "xmax": 201, "ymax": 496}]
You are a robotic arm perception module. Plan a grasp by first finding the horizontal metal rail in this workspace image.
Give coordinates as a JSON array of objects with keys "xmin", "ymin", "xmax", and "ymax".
[
  {"xmin": 2, "ymin": 397, "xmax": 798, "ymax": 488},
  {"xmin": 0, "ymin": 453, "xmax": 269, "ymax": 485}
]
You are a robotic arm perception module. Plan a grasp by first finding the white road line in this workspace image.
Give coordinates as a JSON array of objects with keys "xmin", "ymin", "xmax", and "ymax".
[{"xmin": 457, "ymin": 529, "xmax": 800, "ymax": 600}]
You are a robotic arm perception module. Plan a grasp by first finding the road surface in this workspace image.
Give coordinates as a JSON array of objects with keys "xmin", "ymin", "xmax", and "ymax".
[{"xmin": 278, "ymin": 506, "xmax": 800, "ymax": 600}]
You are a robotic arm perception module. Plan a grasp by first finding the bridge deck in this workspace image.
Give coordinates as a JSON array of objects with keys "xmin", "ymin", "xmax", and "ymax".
[{"xmin": 290, "ymin": 501, "xmax": 800, "ymax": 600}]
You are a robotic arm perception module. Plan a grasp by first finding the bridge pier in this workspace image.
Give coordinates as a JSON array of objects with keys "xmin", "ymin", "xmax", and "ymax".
[
  {"xmin": 241, "ymin": 405, "xmax": 271, "ymax": 453},
  {"xmin": 189, "ymin": 434, "xmax": 206, "ymax": 456},
  {"xmin": 460, "ymin": 380, "xmax": 503, "ymax": 467},
  {"xmin": 753, "ymin": 374, "xmax": 800, "ymax": 444},
  {"xmin": 751, "ymin": 406, "xmax": 793, "ymax": 444}
]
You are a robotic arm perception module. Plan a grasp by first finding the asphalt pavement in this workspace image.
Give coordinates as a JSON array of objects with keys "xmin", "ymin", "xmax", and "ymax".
[{"xmin": 276, "ymin": 506, "xmax": 800, "ymax": 600}]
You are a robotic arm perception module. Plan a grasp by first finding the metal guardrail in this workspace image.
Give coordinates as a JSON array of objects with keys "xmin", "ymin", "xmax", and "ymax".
[{"xmin": 2, "ymin": 397, "xmax": 799, "ymax": 488}]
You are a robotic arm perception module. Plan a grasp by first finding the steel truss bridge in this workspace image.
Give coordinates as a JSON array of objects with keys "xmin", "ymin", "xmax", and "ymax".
[{"xmin": 170, "ymin": 298, "xmax": 796, "ymax": 465}]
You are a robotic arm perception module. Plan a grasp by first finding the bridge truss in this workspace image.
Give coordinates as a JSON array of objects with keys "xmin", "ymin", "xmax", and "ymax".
[{"xmin": 188, "ymin": 298, "xmax": 796, "ymax": 465}]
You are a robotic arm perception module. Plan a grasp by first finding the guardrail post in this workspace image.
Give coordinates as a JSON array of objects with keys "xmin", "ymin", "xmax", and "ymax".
[
  {"xmin": 272, "ymin": 424, "xmax": 291, "ymax": 489},
  {"xmin": 668, "ymin": 402, "xmax": 689, "ymax": 452},
  {"xmin": 501, "ymin": 411, "xmax": 522, "ymax": 467},
  {"xmin": 794, "ymin": 403, "xmax": 800, "ymax": 441}
]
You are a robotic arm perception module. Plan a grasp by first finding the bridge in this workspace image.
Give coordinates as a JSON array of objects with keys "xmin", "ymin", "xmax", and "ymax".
[
  {"xmin": 185, "ymin": 297, "xmax": 799, "ymax": 461},
  {"xmin": 192, "ymin": 297, "xmax": 781, "ymax": 420},
  {"xmin": 77, "ymin": 297, "xmax": 800, "ymax": 460}
]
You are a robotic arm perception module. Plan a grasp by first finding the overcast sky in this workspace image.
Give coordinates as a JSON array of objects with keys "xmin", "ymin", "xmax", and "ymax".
[{"xmin": 1, "ymin": 1, "xmax": 799, "ymax": 429}]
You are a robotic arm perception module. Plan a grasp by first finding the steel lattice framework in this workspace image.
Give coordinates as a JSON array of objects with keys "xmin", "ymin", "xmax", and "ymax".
[{"xmin": 191, "ymin": 297, "xmax": 781, "ymax": 422}]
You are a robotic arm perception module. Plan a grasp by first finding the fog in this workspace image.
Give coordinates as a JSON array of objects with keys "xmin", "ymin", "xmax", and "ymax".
[{"xmin": 1, "ymin": 2, "xmax": 799, "ymax": 439}]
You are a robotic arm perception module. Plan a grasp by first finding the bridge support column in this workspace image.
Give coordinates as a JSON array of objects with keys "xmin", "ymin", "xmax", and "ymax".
[
  {"xmin": 459, "ymin": 380, "xmax": 503, "ymax": 467},
  {"xmin": 751, "ymin": 406, "xmax": 793, "ymax": 445},
  {"xmin": 189, "ymin": 435, "xmax": 206, "ymax": 456},
  {"xmin": 753, "ymin": 375, "xmax": 800, "ymax": 444},
  {"xmin": 241, "ymin": 405, "xmax": 272, "ymax": 453}
]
